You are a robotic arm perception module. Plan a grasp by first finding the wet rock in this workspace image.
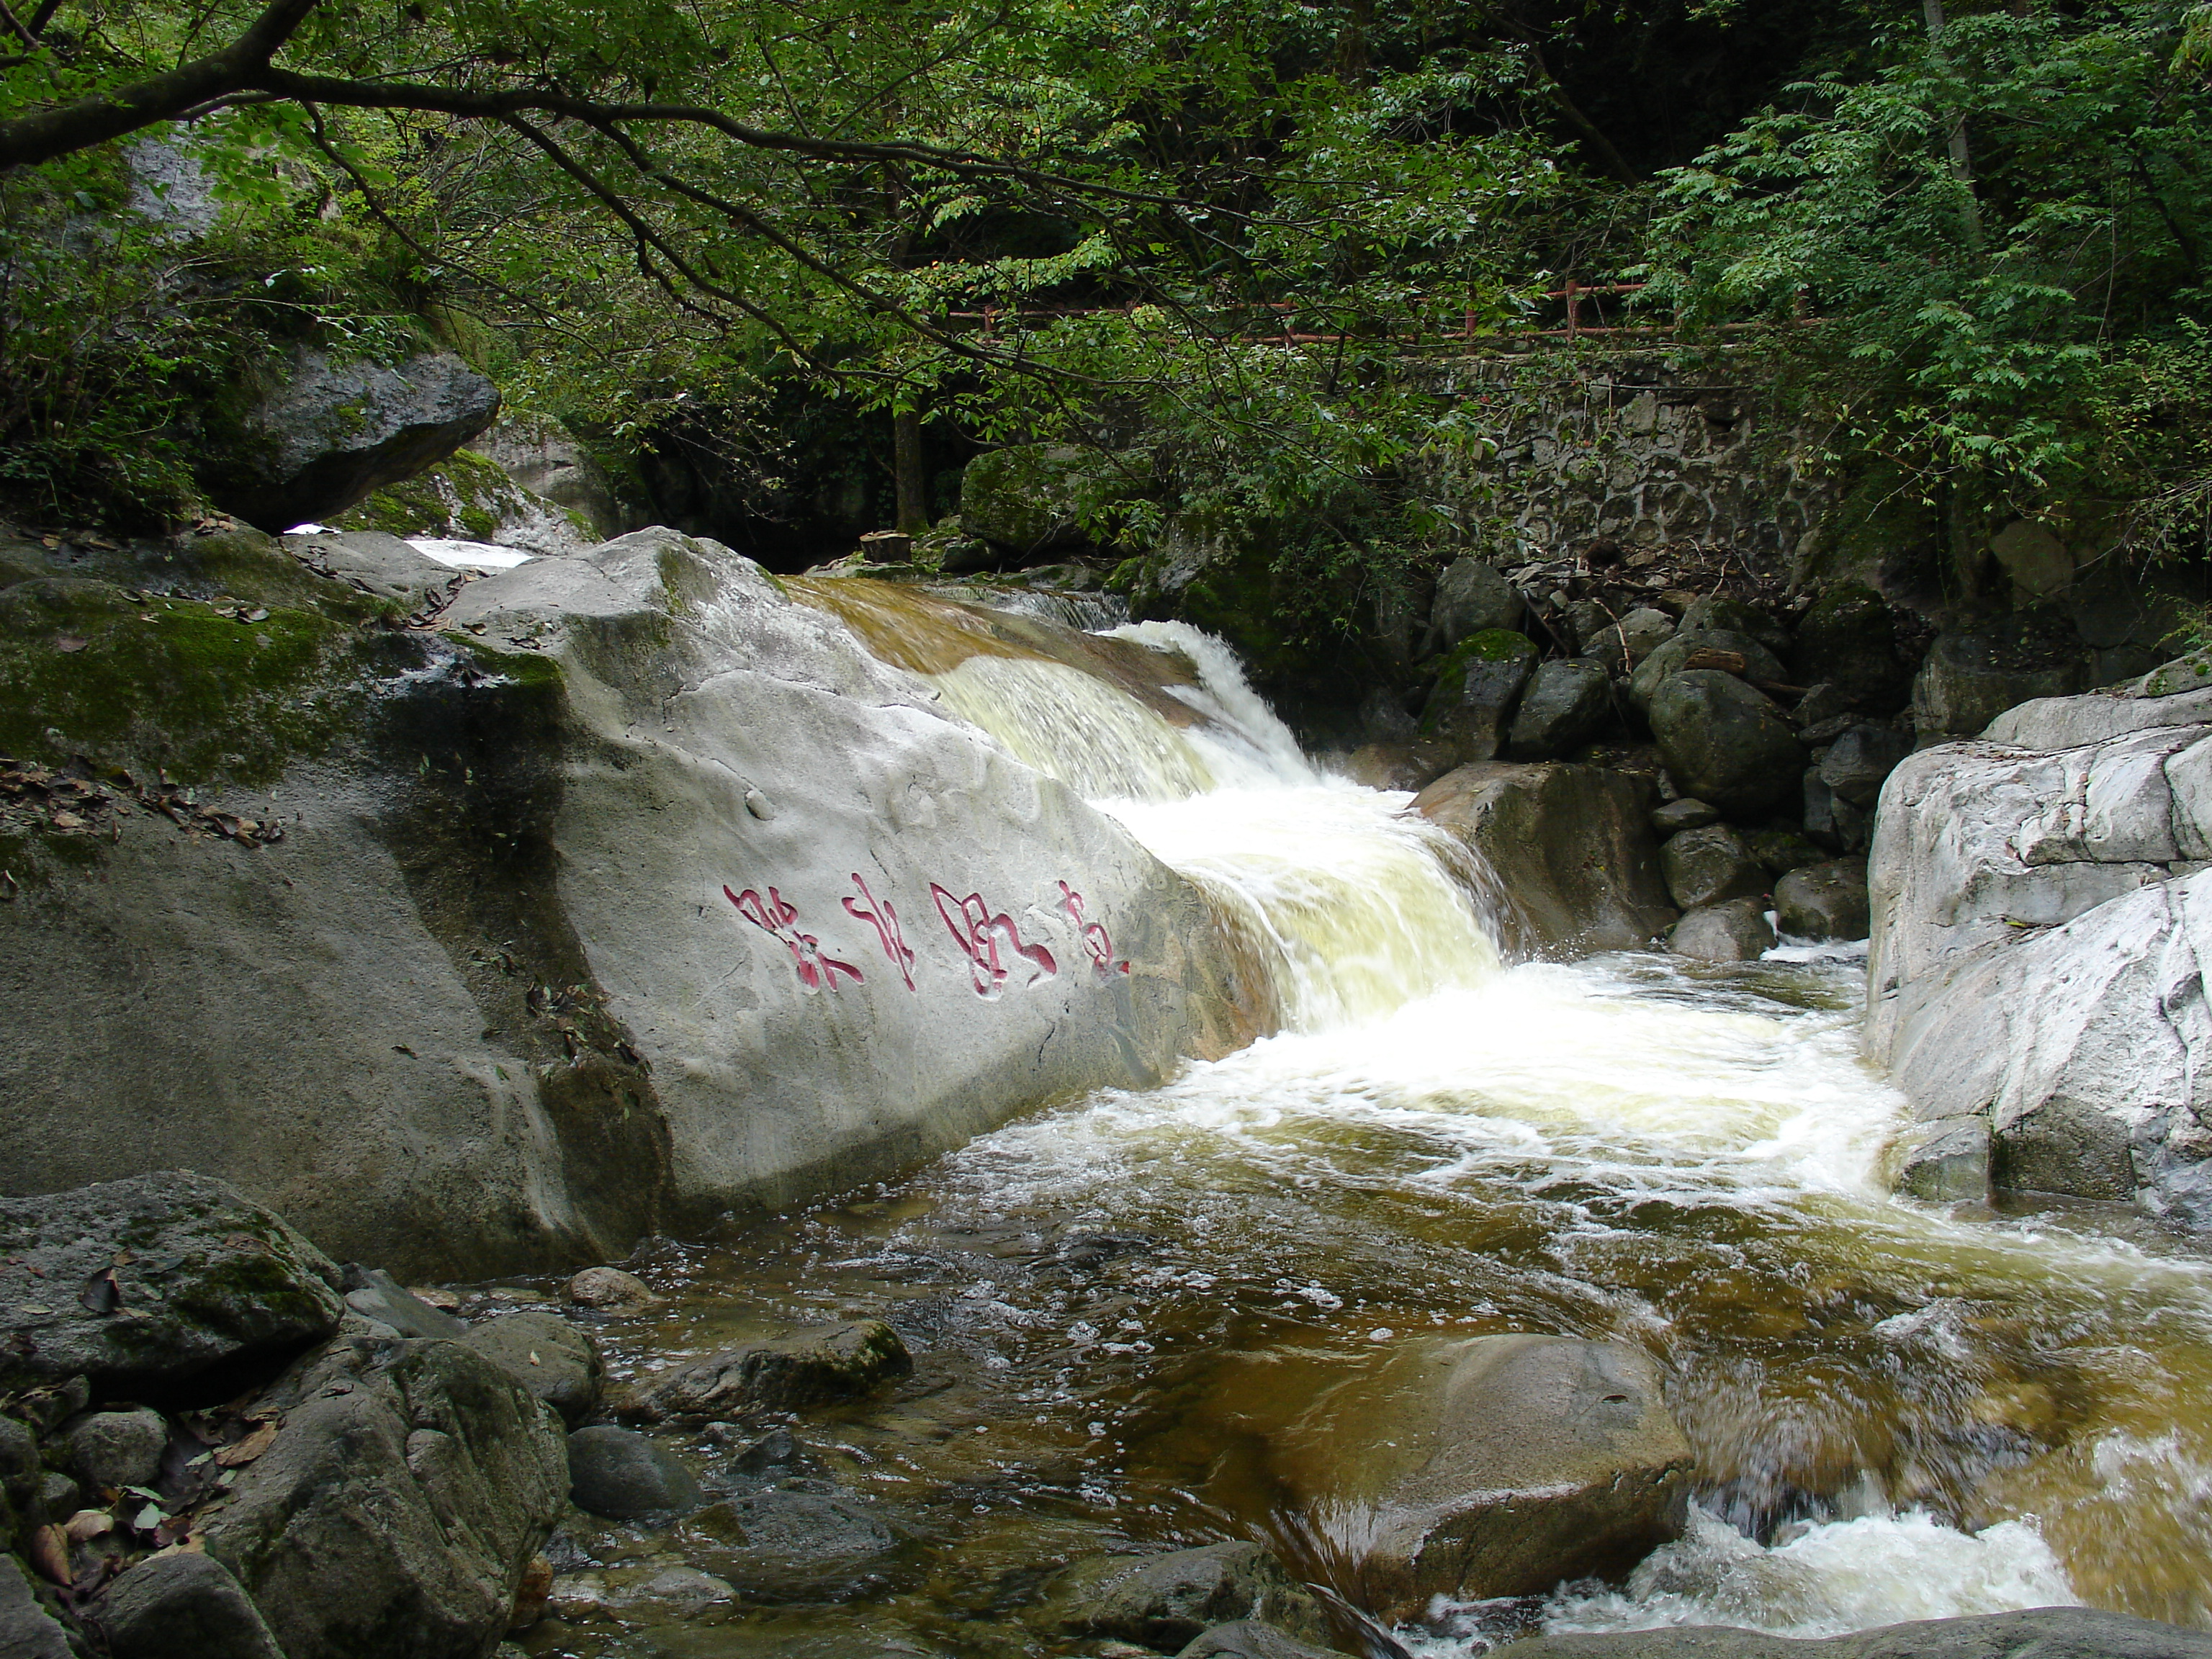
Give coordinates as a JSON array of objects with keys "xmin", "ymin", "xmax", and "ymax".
[
  {"xmin": 1415, "ymin": 763, "xmax": 1677, "ymax": 955},
  {"xmin": 1678, "ymin": 595, "xmax": 1790, "ymax": 660},
  {"xmin": 462, "ymin": 1310, "xmax": 603, "ymax": 1428},
  {"xmin": 1650, "ymin": 798, "xmax": 1719, "ymax": 835},
  {"xmin": 94, "ymin": 1550, "xmax": 285, "ymax": 1659},
  {"xmin": 33, "ymin": 1470, "xmax": 79, "ymax": 1517},
  {"xmin": 1893, "ymin": 1118, "xmax": 1992, "ymax": 1205},
  {"xmin": 567, "ymin": 1426, "xmax": 703, "ymax": 1519},
  {"xmin": 1745, "ymin": 827, "xmax": 1826, "ymax": 879},
  {"xmin": 1911, "ymin": 631, "xmax": 2084, "ymax": 739},
  {"xmin": 342, "ymin": 1266, "xmax": 468, "ymax": 1340},
  {"xmin": 508, "ymin": 1555, "xmax": 552, "ymax": 1631},
  {"xmin": 1266, "ymin": 1334, "xmax": 1691, "ymax": 1622},
  {"xmin": 627, "ymin": 1565, "xmax": 736, "ymax": 1617},
  {"xmin": 199, "ymin": 348, "xmax": 501, "ymax": 533},
  {"xmin": 1775, "ymin": 861, "xmax": 1869, "ymax": 942},
  {"xmin": 1791, "ymin": 681, "xmax": 1856, "ymax": 732},
  {"xmin": 1820, "ymin": 724, "xmax": 1912, "ymax": 807},
  {"xmin": 1996, "ymin": 1093, "xmax": 2137, "ymax": 1201},
  {"xmin": 1338, "ymin": 742, "xmax": 1452, "ymax": 793},
  {"xmin": 67, "ymin": 1407, "xmax": 168, "ymax": 1493},
  {"xmin": 1422, "ymin": 631, "xmax": 1538, "ymax": 765},
  {"xmin": 685, "ymin": 1488, "xmax": 901, "ymax": 1593},
  {"xmin": 201, "ymin": 1333, "xmax": 569, "ymax": 1659},
  {"xmin": 1507, "ymin": 660, "xmax": 1613, "ymax": 759},
  {"xmin": 1649, "ymin": 673, "xmax": 1806, "ymax": 817},
  {"xmin": 277, "ymin": 528, "xmax": 459, "ymax": 613},
  {"xmin": 1582, "ymin": 607, "xmax": 1677, "ymax": 676},
  {"xmin": 1627, "ymin": 629, "xmax": 1786, "ymax": 717},
  {"xmin": 1177, "ymin": 1623, "xmax": 1345, "ymax": 1659},
  {"xmin": 1660, "ymin": 826, "xmax": 1767, "ymax": 912},
  {"xmin": 1490, "ymin": 1608, "xmax": 2212, "ymax": 1659},
  {"xmin": 1669, "ymin": 899, "xmax": 1778, "ymax": 963},
  {"xmin": 1789, "ymin": 584, "xmax": 1911, "ymax": 713},
  {"xmin": 1040, "ymin": 1542, "xmax": 1332, "ymax": 1652},
  {"xmin": 1427, "ymin": 559, "xmax": 1526, "ymax": 652},
  {"xmin": 0, "ymin": 1173, "xmax": 343, "ymax": 1393},
  {"xmin": 617, "ymin": 1321, "xmax": 912, "ymax": 1422},
  {"xmin": 0, "ymin": 1555, "xmax": 71, "ymax": 1659},
  {"xmin": 565, "ymin": 1267, "xmax": 657, "ymax": 1311}
]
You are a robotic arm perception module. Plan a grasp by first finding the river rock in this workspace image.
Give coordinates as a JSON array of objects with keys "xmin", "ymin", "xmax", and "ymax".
[
  {"xmin": 1669, "ymin": 899, "xmax": 1777, "ymax": 962},
  {"xmin": 0, "ymin": 1415, "xmax": 35, "ymax": 1482},
  {"xmin": 1789, "ymin": 583, "xmax": 1910, "ymax": 712},
  {"xmin": 1984, "ymin": 672, "xmax": 2212, "ymax": 751},
  {"xmin": 1910, "ymin": 631, "xmax": 2083, "ymax": 739},
  {"xmin": 688, "ymin": 1488, "xmax": 902, "ymax": 1595},
  {"xmin": 1650, "ymin": 798, "xmax": 1719, "ymax": 835},
  {"xmin": 67, "ymin": 1407, "xmax": 168, "ymax": 1493},
  {"xmin": 1488, "ymin": 1608, "xmax": 2212, "ymax": 1659},
  {"xmin": 1, "ymin": 529, "xmax": 1257, "ymax": 1279},
  {"xmin": 462, "ymin": 1310, "xmax": 603, "ymax": 1427},
  {"xmin": 1427, "ymin": 559, "xmax": 1525, "ymax": 652},
  {"xmin": 1266, "ymin": 1334, "xmax": 1690, "ymax": 1622},
  {"xmin": 1508, "ymin": 660, "xmax": 1613, "ymax": 759},
  {"xmin": 1891, "ymin": 1117, "xmax": 1993, "ymax": 1204},
  {"xmin": 201, "ymin": 1333, "xmax": 568, "ymax": 1659},
  {"xmin": 1649, "ymin": 672, "xmax": 1805, "ymax": 816},
  {"xmin": 1338, "ymin": 742, "xmax": 1452, "ymax": 793},
  {"xmin": 335, "ymin": 447, "xmax": 598, "ymax": 559},
  {"xmin": 0, "ymin": 1555, "xmax": 71, "ymax": 1659},
  {"xmin": 1745, "ymin": 827, "xmax": 1825, "ymax": 878},
  {"xmin": 199, "ymin": 348, "xmax": 501, "ymax": 532},
  {"xmin": 94, "ymin": 1550, "xmax": 286, "ymax": 1659},
  {"xmin": 343, "ymin": 1267, "xmax": 468, "ymax": 1340},
  {"xmin": 1583, "ymin": 607, "xmax": 1676, "ymax": 675},
  {"xmin": 472, "ymin": 413, "xmax": 626, "ymax": 541},
  {"xmin": 1660, "ymin": 826, "xmax": 1767, "ymax": 911},
  {"xmin": 1774, "ymin": 861, "xmax": 1869, "ymax": 940},
  {"xmin": 0, "ymin": 1173, "xmax": 343, "ymax": 1393},
  {"xmin": 1177, "ymin": 1624, "xmax": 1344, "ymax": 1659},
  {"xmin": 566, "ymin": 1426, "xmax": 703, "ymax": 1519},
  {"xmin": 1414, "ymin": 763, "xmax": 1677, "ymax": 955},
  {"xmin": 565, "ymin": 1267, "xmax": 656, "ymax": 1311},
  {"xmin": 1040, "ymin": 1542, "xmax": 1332, "ymax": 1651},
  {"xmin": 1422, "ymin": 630, "xmax": 1538, "ymax": 764},
  {"xmin": 1819, "ymin": 724, "xmax": 1911, "ymax": 806},
  {"xmin": 1677, "ymin": 595, "xmax": 1790, "ymax": 660},
  {"xmin": 618, "ymin": 1321, "xmax": 911, "ymax": 1421},
  {"xmin": 1627, "ymin": 630, "xmax": 1786, "ymax": 717},
  {"xmin": 960, "ymin": 444, "xmax": 1100, "ymax": 559}
]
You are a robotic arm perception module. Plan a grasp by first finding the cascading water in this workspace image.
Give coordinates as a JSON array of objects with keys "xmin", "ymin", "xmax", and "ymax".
[{"xmin": 567, "ymin": 583, "xmax": 2212, "ymax": 1657}]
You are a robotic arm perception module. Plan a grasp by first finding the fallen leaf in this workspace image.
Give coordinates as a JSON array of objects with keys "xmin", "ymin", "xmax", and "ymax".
[
  {"xmin": 53, "ymin": 634, "xmax": 86, "ymax": 652},
  {"xmin": 132, "ymin": 1501, "xmax": 163, "ymax": 1532},
  {"xmin": 78, "ymin": 1268, "xmax": 119, "ymax": 1314},
  {"xmin": 214, "ymin": 1423, "xmax": 277, "ymax": 1467},
  {"xmin": 49, "ymin": 811, "xmax": 84, "ymax": 830},
  {"xmin": 26, "ymin": 1524, "xmax": 68, "ymax": 1585},
  {"xmin": 63, "ymin": 1509, "xmax": 113, "ymax": 1543}
]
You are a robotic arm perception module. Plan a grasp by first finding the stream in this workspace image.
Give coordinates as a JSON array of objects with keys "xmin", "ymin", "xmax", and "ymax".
[{"xmin": 512, "ymin": 605, "xmax": 2212, "ymax": 1659}]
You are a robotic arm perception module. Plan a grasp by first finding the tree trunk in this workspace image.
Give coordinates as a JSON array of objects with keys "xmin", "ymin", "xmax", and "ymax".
[
  {"xmin": 893, "ymin": 409, "xmax": 930, "ymax": 536},
  {"xmin": 1922, "ymin": 0, "xmax": 1986, "ymax": 253}
]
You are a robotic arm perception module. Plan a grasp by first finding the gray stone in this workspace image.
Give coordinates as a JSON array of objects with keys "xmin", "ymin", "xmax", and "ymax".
[
  {"xmin": 68, "ymin": 1407, "xmax": 168, "ymax": 1493},
  {"xmin": 1790, "ymin": 584, "xmax": 1910, "ymax": 712},
  {"xmin": 687, "ymin": 1488, "xmax": 901, "ymax": 1593},
  {"xmin": 1582, "ymin": 607, "xmax": 1676, "ymax": 675},
  {"xmin": 959, "ymin": 445, "xmax": 1105, "ymax": 559},
  {"xmin": 1660, "ymin": 826, "xmax": 1768, "ymax": 912},
  {"xmin": 1491, "ymin": 1609, "xmax": 2212, "ymax": 1659},
  {"xmin": 1264, "ymin": 1334, "xmax": 1691, "ymax": 1623},
  {"xmin": 1819, "ymin": 723, "xmax": 1912, "ymax": 806},
  {"xmin": 0, "ymin": 1417, "xmax": 35, "ymax": 1482},
  {"xmin": 1892, "ymin": 1117, "xmax": 1992, "ymax": 1204},
  {"xmin": 1422, "ymin": 631, "xmax": 1538, "ymax": 765},
  {"xmin": 1996, "ymin": 1094, "xmax": 2137, "ymax": 1200},
  {"xmin": 1415, "ymin": 763, "xmax": 1677, "ymax": 955},
  {"xmin": 618, "ymin": 1321, "xmax": 911, "ymax": 1422},
  {"xmin": 199, "ymin": 348, "xmax": 502, "ymax": 532},
  {"xmin": 336, "ymin": 449, "xmax": 600, "ymax": 559},
  {"xmin": 1507, "ymin": 660, "xmax": 1613, "ymax": 758},
  {"xmin": 0, "ymin": 1173, "xmax": 343, "ymax": 1393},
  {"xmin": 96, "ymin": 1550, "xmax": 285, "ymax": 1659},
  {"xmin": 202, "ymin": 1334, "xmax": 569, "ymax": 1659},
  {"xmin": 0, "ymin": 1555, "xmax": 71, "ymax": 1659},
  {"xmin": 1745, "ymin": 827, "xmax": 1826, "ymax": 878},
  {"xmin": 1984, "ymin": 677, "xmax": 2212, "ymax": 752},
  {"xmin": 1791, "ymin": 682, "xmax": 1855, "ymax": 730},
  {"xmin": 471, "ymin": 413, "xmax": 625, "ymax": 541},
  {"xmin": 1649, "ymin": 672, "xmax": 1806, "ymax": 816},
  {"xmin": 1677, "ymin": 595, "xmax": 1789, "ymax": 659},
  {"xmin": 1650, "ymin": 798, "xmax": 1719, "ymax": 834},
  {"xmin": 1337, "ymin": 742, "xmax": 1452, "ymax": 793},
  {"xmin": 33, "ymin": 1470, "xmax": 78, "ymax": 1516},
  {"xmin": 566, "ymin": 1426, "xmax": 703, "ymax": 1519},
  {"xmin": 1629, "ymin": 629, "xmax": 1788, "ymax": 717},
  {"xmin": 565, "ymin": 1267, "xmax": 656, "ymax": 1311},
  {"xmin": 1427, "ymin": 559, "xmax": 1526, "ymax": 652},
  {"xmin": 1669, "ymin": 899, "xmax": 1778, "ymax": 962},
  {"xmin": 1040, "ymin": 1542, "xmax": 1332, "ymax": 1651},
  {"xmin": 276, "ymin": 529, "xmax": 458, "ymax": 613},
  {"xmin": 1911, "ymin": 631, "xmax": 2083, "ymax": 739},
  {"xmin": 126, "ymin": 135, "xmax": 222, "ymax": 240},
  {"xmin": 343, "ymin": 1267, "xmax": 467, "ymax": 1341},
  {"xmin": 1177, "ymin": 1623, "xmax": 1344, "ymax": 1659},
  {"xmin": 626, "ymin": 1565, "xmax": 735, "ymax": 1616},
  {"xmin": 1774, "ymin": 861, "xmax": 1869, "ymax": 941},
  {"xmin": 461, "ymin": 1310, "xmax": 603, "ymax": 1428},
  {"xmin": 1990, "ymin": 518, "xmax": 2073, "ymax": 595}
]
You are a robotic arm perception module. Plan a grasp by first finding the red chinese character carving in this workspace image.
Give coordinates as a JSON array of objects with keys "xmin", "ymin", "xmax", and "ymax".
[
  {"xmin": 1058, "ymin": 881, "xmax": 1130, "ymax": 976},
  {"xmin": 930, "ymin": 884, "xmax": 1058, "ymax": 999},
  {"xmin": 725, "ymin": 885, "xmax": 863, "ymax": 993},
  {"xmin": 842, "ymin": 873, "xmax": 917, "ymax": 992}
]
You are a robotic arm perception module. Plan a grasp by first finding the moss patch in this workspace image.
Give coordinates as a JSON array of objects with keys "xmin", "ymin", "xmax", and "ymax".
[{"xmin": 335, "ymin": 449, "xmax": 526, "ymax": 543}]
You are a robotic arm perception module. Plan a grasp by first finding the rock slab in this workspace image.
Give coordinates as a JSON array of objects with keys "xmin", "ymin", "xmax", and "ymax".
[{"xmin": 618, "ymin": 1320, "xmax": 912, "ymax": 1421}]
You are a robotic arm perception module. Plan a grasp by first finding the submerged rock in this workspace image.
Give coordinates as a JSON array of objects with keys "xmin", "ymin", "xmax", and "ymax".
[
  {"xmin": 1264, "ymin": 1334, "xmax": 1691, "ymax": 1623},
  {"xmin": 1415, "ymin": 763, "xmax": 1676, "ymax": 956},
  {"xmin": 1039, "ymin": 1542, "xmax": 1332, "ymax": 1652},
  {"xmin": 1491, "ymin": 1608, "xmax": 2212, "ymax": 1659},
  {"xmin": 617, "ymin": 1321, "xmax": 912, "ymax": 1422}
]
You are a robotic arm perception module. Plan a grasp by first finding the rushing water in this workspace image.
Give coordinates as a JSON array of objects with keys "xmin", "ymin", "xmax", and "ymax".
[{"xmin": 516, "ymin": 592, "xmax": 2212, "ymax": 1659}]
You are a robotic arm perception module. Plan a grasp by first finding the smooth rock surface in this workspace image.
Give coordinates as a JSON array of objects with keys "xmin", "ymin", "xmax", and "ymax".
[
  {"xmin": 618, "ymin": 1321, "xmax": 912, "ymax": 1421},
  {"xmin": 1415, "ymin": 763, "xmax": 1676, "ymax": 956},
  {"xmin": 1582, "ymin": 607, "xmax": 1676, "ymax": 674},
  {"xmin": 1040, "ymin": 1542, "xmax": 1331, "ymax": 1651},
  {"xmin": 1427, "ymin": 559, "xmax": 1526, "ymax": 652},
  {"xmin": 1264, "ymin": 1334, "xmax": 1691, "ymax": 1622},
  {"xmin": 202, "ymin": 1334, "xmax": 568, "ymax": 1659},
  {"xmin": 471, "ymin": 413, "xmax": 626, "ymax": 541},
  {"xmin": 1775, "ymin": 860, "xmax": 1869, "ymax": 941},
  {"xmin": 566, "ymin": 1425, "xmax": 703, "ymax": 1519},
  {"xmin": 67, "ymin": 1407, "xmax": 168, "ymax": 1493},
  {"xmin": 96, "ymin": 1550, "xmax": 286, "ymax": 1659},
  {"xmin": 343, "ymin": 1267, "xmax": 468, "ymax": 1340},
  {"xmin": 1627, "ymin": 629, "xmax": 1786, "ymax": 716},
  {"xmin": 565, "ymin": 1267, "xmax": 656, "ymax": 1311},
  {"xmin": 1660, "ymin": 825, "xmax": 1768, "ymax": 912},
  {"xmin": 0, "ymin": 1555, "xmax": 71, "ymax": 1659},
  {"xmin": 1493, "ymin": 1609, "xmax": 2212, "ymax": 1659},
  {"xmin": 0, "ymin": 1173, "xmax": 342, "ymax": 1392},
  {"xmin": 1507, "ymin": 660, "xmax": 1613, "ymax": 759},
  {"xmin": 1650, "ymin": 798, "xmax": 1719, "ymax": 835},
  {"xmin": 1911, "ymin": 632, "xmax": 2082, "ymax": 739},
  {"xmin": 1890, "ymin": 1116, "xmax": 1992, "ymax": 1205},
  {"xmin": 1819, "ymin": 723, "xmax": 1911, "ymax": 806},
  {"xmin": 1422, "ymin": 630, "xmax": 1538, "ymax": 765},
  {"xmin": 1649, "ymin": 672, "xmax": 1805, "ymax": 816},
  {"xmin": 462, "ymin": 1310, "xmax": 603, "ymax": 1427},
  {"xmin": 1669, "ymin": 899, "xmax": 1778, "ymax": 962},
  {"xmin": 1177, "ymin": 1623, "xmax": 1344, "ymax": 1659}
]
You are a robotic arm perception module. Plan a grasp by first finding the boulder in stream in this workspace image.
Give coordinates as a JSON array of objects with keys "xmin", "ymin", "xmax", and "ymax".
[
  {"xmin": 1668, "ymin": 899, "xmax": 1777, "ymax": 963},
  {"xmin": 566, "ymin": 1425, "xmax": 703, "ymax": 1520},
  {"xmin": 1660, "ymin": 825, "xmax": 1768, "ymax": 912},
  {"xmin": 1178, "ymin": 1623, "xmax": 1346, "ymax": 1659},
  {"xmin": 616, "ymin": 1320, "xmax": 912, "ymax": 1421},
  {"xmin": 1774, "ymin": 861, "xmax": 1869, "ymax": 941},
  {"xmin": 462, "ymin": 1309, "xmax": 603, "ymax": 1427},
  {"xmin": 1038, "ymin": 1541, "xmax": 1333, "ymax": 1652},
  {"xmin": 1649, "ymin": 672, "xmax": 1805, "ymax": 817},
  {"xmin": 1264, "ymin": 1334, "xmax": 1692, "ymax": 1623}
]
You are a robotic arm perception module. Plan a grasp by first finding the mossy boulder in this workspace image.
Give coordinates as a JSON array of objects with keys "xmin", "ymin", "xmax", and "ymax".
[
  {"xmin": 333, "ymin": 447, "xmax": 597, "ymax": 557},
  {"xmin": 1791, "ymin": 583, "xmax": 1911, "ymax": 712},
  {"xmin": 960, "ymin": 444, "xmax": 1118, "ymax": 562},
  {"xmin": 1421, "ymin": 629, "xmax": 1537, "ymax": 764}
]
